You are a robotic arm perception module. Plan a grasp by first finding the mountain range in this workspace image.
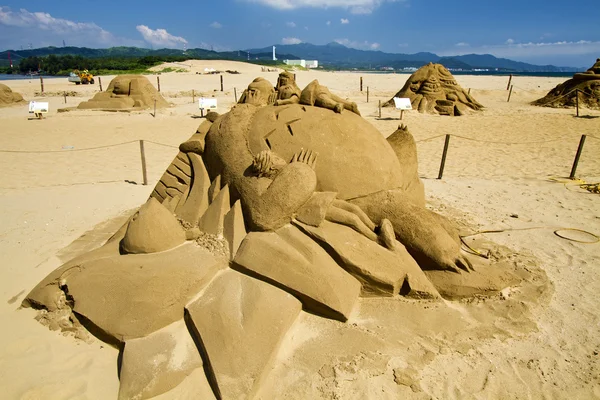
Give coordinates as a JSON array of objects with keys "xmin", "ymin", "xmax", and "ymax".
[{"xmin": 0, "ymin": 42, "xmax": 582, "ymax": 72}]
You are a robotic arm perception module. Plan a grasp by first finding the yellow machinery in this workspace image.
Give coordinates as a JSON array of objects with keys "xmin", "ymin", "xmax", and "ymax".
[{"xmin": 68, "ymin": 69, "xmax": 95, "ymax": 85}]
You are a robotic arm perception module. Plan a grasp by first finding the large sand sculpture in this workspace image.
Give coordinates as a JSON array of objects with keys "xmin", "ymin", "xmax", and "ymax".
[
  {"xmin": 0, "ymin": 83, "xmax": 26, "ymax": 107},
  {"xmin": 384, "ymin": 63, "xmax": 483, "ymax": 116},
  {"xmin": 77, "ymin": 75, "xmax": 169, "ymax": 110},
  {"xmin": 532, "ymin": 58, "xmax": 600, "ymax": 109},
  {"xmin": 23, "ymin": 74, "xmax": 526, "ymax": 399}
]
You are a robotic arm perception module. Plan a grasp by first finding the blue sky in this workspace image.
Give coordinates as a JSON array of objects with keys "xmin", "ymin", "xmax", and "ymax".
[{"xmin": 1, "ymin": 0, "xmax": 598, "ymax": 67}]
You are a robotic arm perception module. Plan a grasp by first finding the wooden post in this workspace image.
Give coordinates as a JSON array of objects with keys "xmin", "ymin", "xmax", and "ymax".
[
  {"xmin": 367, "ymin": 87, "xmax": 369, "ymax": 103},
  {"xmin": 378, "ymin": 100, "xmax": 381, "ymax": 118},
  {"xmin": 99, "ymin": 76, "xmax": 103, "ymax": 92},
  {"xmin": 569, "ymin": 135, "xmax": 587, "ymax": 179},
  {"xmin": 40, "ymin": 76, "xmax": 44, "ymax": 93},
  {"xmin": 192, "ymin": 89, "xmax": 195, "ymax": 104},
  {"xmin": 360, "ymin": 76, "xmax": 363, "ymax": 92},
  {"xmin": 437, "ymin": 134, "xmax": 451, "ymax": 179},
  {"xmin": 234, "ymin": 87, "xmax": 238, "ymax": 102},
  {"xmin": 468, "ymin": 88, "xmax": 471, "ymax": 95},
  {"xmin": 153, "ymin": 99, "xmax": 156, "ymax": 118},
  {"xmin": 220, "ymin": 75, "xmax": 223, "ymax": 91},
  {"xmin": 157, "ymin": 76, "xmax": 161, "ymax": 92},
  {"xmin": 576, "ymin": 89, "xmax": 580, "ymax": 117},
  {"xmin": 294, "ymin": 73, "xmax": 296, "ymax": 81},
  {"xmin": 400, "ymin": 110, "xmax": 404, "ymax": 120},
  {"xmin": 139, "ymin": 140, "xmax": 148, "ymax": 186},
  {"xmin": 507, "ymin": 85, "xmax": 514, "ymax": 102},
  {"xmin": 64, "ymin": 92, "xmax": 67, "ymax": 104},
  {"xmin": 506, "ymin": 74, "xmax": 512, "ymax": 90}
]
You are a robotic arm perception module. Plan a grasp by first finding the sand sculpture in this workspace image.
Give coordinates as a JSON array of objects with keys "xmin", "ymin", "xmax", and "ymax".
[
  {"xmin": 77, "ymin": 75, "xmax": 169, "ymax": 110},
  {"xmin": 384, "ymin": 63, "xmax": 483, "ymax": 116},
  {"xmin": 23, "ymin": 76, "xmax": 524, "ymax": 399},
  {"xmin": 0, "ymin": 83, "xmax": 26, "ymax": 107},
  {"xmin": 532, "ymin": 58, "xmax": 600, "ymax": 109}
]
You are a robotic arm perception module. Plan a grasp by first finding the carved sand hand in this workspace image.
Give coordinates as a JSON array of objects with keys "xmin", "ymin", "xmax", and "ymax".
[
  {"xmin": 252, "ymin": 150, "xmax": 274, "ymax": 177},
  {"xmin": 291, "ymin": 148, "xmax": 318, "ymax": 170}
]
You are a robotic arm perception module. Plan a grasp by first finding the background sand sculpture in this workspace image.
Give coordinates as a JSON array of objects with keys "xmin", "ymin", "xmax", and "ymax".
[
  {"xmin": 77, "ymin": 74, "xmax": 169, "ymax": 110},
  {"xmin": 0, "ymin": 83, "xmax": 26, "ymax": 107},
  {"xmin": 2, "ymin": 61, "xmax": 599, "ymax": 400},
  {"xmin": 20, "ymin": 76, "xmax": 542, "ymax": 399},
  {"xmin": 532, "ymin": 58, "xmax": 600, "ymax": 109},
  {"xmin": 384, "ymin": 63, "xmax": 483, "ymax": 116}
]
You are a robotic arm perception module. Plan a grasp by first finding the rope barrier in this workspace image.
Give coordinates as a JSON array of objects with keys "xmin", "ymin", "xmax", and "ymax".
[
  {"xmin": 414, "ymin": 134, "xmax": 447, "ymax": 143},
  {"xmin": 451, "ymin": 134, "xmax": 575, "ymax": 145},
  {"xmin": 0, "ymin": 140, "xmax": 179, "ymax": 153}
]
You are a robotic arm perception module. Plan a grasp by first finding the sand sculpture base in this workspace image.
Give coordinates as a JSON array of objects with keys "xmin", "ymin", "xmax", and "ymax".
[
  {"xmin": 23, "ymin": 78, "xmax": 546, "ymax": 399},
  {"xmin": 384, "ymin": 63, "xmax": 483, "ymax": 116},
  {"xmin": 0, "ymin": 83, "xmax": 26, "ymax": 107},
  {"xmin": 77, "ymin": 75, "xmax": 169, "ymax": 111},
  {"xmin": 532, "ymin": 58, "xmax": 600, "ymax": 109}
]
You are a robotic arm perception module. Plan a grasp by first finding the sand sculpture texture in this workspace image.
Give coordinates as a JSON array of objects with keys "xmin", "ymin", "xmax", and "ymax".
[
  {"xmin": 0, "ymin": 83, "xmax": 26, "ymax": 107},
  {"xmin": 23, "ymin": 74, "xmax": 523, "ymax": 400},
  {"xmin": 77, "ymin": 75, "xmax": 169, "ymax": 110},
  {"xmin": 532, "ymin": 58, "xmax": 600, "ymax": 109},
  {"xmin": 384, "ymin": 63, "xmax": 483, "ymax": 116}
]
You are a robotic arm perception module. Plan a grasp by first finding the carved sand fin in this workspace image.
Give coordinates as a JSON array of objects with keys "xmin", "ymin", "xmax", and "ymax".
[
  {"xmin": 208, "ymin": 175, "xmax": 221, "ymax": 204},
  {"xmin": 198, "ymin": 184, "xmax": 231, "ymax": 236},
  {"xmin": 223, "ymin": 200, "xmax": 247, "ymax": 260},
  {"xmin": 177, "ymin": 153, "xmax": 211, "ymax": 226},
  {"xmin": 162, "ymin": 194, "xmax": 181, "ymax": 213}
]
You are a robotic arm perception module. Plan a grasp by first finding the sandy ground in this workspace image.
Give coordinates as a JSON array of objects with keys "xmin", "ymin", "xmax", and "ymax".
[{"xmin": 1, "ymin": 60, "xmax": 599, "ymax": 399}]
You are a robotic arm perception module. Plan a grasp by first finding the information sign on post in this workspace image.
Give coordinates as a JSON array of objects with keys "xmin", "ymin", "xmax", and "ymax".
[
  {"xmin": 28, "ymin": 101, "xmax": 49, "ymax": 119},
  {"xmin": 393, "ymin": 97, "xmax": 411, "ymax": 120},
  {"xmin": 198, "ymin": 98, "xmax": 217, "ymax": 117}
]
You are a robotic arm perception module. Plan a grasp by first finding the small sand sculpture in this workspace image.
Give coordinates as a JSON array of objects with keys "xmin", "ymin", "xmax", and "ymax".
[
  {"xmin": 77, "ymin": 75, "xmax": 169, "ymax": 110},
  {"xmin": 24, "ymin": 77, "xmax": 528, "ymax": 399},
  {"xmin": 532, "ymin": 58, "xmax": 600, "ymax": 109},
  {"xmin": 0, "ymin": 83, "xmax": 26, "ymax": 107},
  {"xmin": 384, "ymin": 62, "xmax": 483, "ymax": 116}
]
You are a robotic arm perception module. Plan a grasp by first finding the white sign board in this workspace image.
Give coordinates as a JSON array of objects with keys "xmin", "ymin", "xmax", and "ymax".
[
  {"xmin": 29, "ymin": 101, "xmax": 49, "ymax": 114},
  {"xmin": 199, "ymin": 98, "xmax": 217, "ymax": 110},
  {"xmin": 393, "ymin": 97, "xmax": 412, "ymax": 110}
]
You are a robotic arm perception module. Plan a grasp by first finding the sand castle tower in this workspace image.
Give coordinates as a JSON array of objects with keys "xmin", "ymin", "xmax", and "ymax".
[
  {"xmin": 532, "ymin": 58, "xmax": 600, "ymax": 109},
  {"xmin": 384, "ymin": 63, "xmax": 483, "ymax": 116},
  {"xmin": 77, "ymin": 75, "xmax": 169, "ymax": 110},
  {"xmin": 0, "ymin": 83, "xmax": 26, "ymax": 107}
]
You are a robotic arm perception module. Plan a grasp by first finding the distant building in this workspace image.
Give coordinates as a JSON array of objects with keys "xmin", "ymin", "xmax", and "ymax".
[
  {"xmin": 272, "ymin": 46, "xmax": 277, "ymax": 61},
  {"xmin": 283, "ymin": 59, "xmax": 319, "ymax": 69}
]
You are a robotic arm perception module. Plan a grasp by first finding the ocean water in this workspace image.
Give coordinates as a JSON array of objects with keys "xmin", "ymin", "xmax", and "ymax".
[{"xmin": 0, "ymin": 74, "xmax": 62, "ymax": 81}]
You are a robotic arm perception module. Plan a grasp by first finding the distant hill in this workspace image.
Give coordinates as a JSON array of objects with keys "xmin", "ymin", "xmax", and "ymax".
[{"xmin": 0, "ymin": 43, "xmax": 581, "ymax": 72}]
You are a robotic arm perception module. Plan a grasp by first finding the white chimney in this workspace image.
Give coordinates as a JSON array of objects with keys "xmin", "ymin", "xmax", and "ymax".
[{"xmin": 273, "ymin": 46, "xmax": 277, "ymax": 61}]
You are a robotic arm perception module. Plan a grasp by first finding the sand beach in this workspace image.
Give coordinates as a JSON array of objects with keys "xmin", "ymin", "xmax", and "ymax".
[{"xmin": 0, "ymin": 60, "xmax": 599, "ymax": 399}]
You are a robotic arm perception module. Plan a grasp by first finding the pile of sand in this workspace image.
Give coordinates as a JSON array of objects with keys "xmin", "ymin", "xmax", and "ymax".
[
  {"xmin": 0, "ymin": 83, "xmax": 26, "ymax": 107},
  {"xmin": 384, "ymin": 63, "xmax": 483, "ymax": 116},
  {"xmin": 77, "ymin": 75, "xmax": 169, "ymax": 110},
  {"xmin": 532, "ymin": 58, "xmax": 600, "ymax": 109}
]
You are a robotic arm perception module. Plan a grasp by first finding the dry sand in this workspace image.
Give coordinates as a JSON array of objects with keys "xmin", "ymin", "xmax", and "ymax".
[{"xmin": 1, "ymin": 60, "xmax": 599, "ymax": 399}]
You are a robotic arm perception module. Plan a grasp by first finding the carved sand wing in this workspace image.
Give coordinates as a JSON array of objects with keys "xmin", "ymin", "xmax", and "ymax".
[{"xmin": 22, "ymin": 75, "xmax": 528, "ymax": 400}]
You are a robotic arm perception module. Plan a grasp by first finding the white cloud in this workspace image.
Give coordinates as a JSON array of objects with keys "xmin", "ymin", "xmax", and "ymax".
[
  {"xmin": 0, "ymin": 6, "xmax": 143, "ymax": 48},
  {"xmin": 455, "ymin": 42, "xmax": 469, "ymax": 47},
  {"xmin": 398, "ymin": 43, "xmax": 408, "ymax": 48},
  {"xmin": 505, "ymin": 38, "xmax": 514, "ymax": 44},
  {"xmin": 334, "ymin": 38, "xmax": 380, "ymax": 50},
  {"xmin": 286, "ymin": 21, "xmax": 296, "ymax": 27},
  {"xmin": 243, "ymin": 0, "xmax": 402, "ymax": 14},
  {"xmin": 341, "ymin": 18, "xmax": 350, "ymax": 24},
  {"xmin": 136, "ymin": 25, "xmax": 188, "ymax": 47},
  {"xmin": 282, "ymin": 37, "xmax": 302, "ymax": 44},
  {"xmin": 210, "ymin": 21, "xmax": 222, "ymax": 28},
  {"xmin": 326, "ymin": 20, "xmax": 331, "ymax": 26}
]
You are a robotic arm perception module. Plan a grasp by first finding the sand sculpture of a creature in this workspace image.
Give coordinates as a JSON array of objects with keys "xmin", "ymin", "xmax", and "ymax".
[
  {"xmin": 532, "ymin": 58, "xmax": 600, "ymax": 109},
  {"xmin": 384, "ymin": 62, "xmax": 483, "ymax": 116},
  {"xmin": 0, "ymin": 83, "xmax": 26, "ymax": 107},
  {"xmin": 77, "ymin": 74, "xmax": 169, "ymax": 110},
  {"xmin": 23, "ymin": 77, "xmax": 523, "ymax": 400}
]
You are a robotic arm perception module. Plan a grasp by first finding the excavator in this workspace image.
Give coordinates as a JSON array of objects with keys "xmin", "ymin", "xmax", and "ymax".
[{"xmin": 68, "ymin": 69, "xmax": 95, "ymax": 85}]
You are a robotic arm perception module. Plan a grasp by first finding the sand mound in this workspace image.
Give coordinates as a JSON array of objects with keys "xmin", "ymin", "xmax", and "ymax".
[
  {"xmin": 532, "ymin": 58, "xmax": 600, "ymax": 109},
  {"xmin": 0, "ymin": 83, "xmax": 26, "ymax": 107},
  {"xmin": 384, "ymin": 63, "xmax": 483, "ymax": 116},
  {"xmin": 77, "ymin": 75, "xmax": 169, "ymax": 110}
]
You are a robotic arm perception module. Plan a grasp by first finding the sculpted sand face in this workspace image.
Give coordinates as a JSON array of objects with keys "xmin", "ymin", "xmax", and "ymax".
[
  {"xmin": 77, "ymin": 75, "xmax": 169, "ymax": 110},
  {"xmin": 384, "ymin": 63, "xmax": 483, "ymax": 116}
]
